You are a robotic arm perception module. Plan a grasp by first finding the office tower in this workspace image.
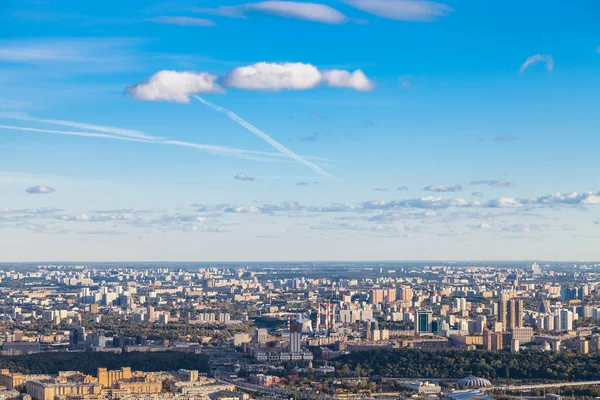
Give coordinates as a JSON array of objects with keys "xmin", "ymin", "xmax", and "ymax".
[
  {"xmin": 559, "ymin": 309, "xmax": 573, "ymax": 331},
  {"xmin": 414, "ymin": 309, "xmax": 433, "ymax": 333},
  {"xmin": 69, "ymin": 327, "xmax": 86, "ymax": 348}
]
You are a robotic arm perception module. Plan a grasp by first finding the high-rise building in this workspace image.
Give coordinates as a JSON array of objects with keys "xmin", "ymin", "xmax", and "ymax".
[
  {"xmin": 475, "ymin": 315, "xmax": 487, "ymax": 334},
  {"xmin": 399, "ymin": 286, "xmax": 413, "ymax": 302},
  {"xmin": 289, "ymin": 332, "xmax": 302, "ymax": 353},
  {"xmin": 384, "ymin": 289, "xmax": 396, "ymax": 303},
  {"xmin": 69, "ymin": 327, "xmax": 86, "ymax": 348},
  {"xmin": 559, "ymin": 309, "xmax": 573, "ymax": 331},
  {"xmin": 414, "ymin": 309, "xmax": 433, "ymax": 334},
  {"xmin": 369, "ymin": 289, "xmax": 384, "ymax": 305}
]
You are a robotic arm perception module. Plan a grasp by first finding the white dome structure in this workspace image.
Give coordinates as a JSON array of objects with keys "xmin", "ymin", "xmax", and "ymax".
[{"xmin": 458, "ymin": 377, "xmax": 492, "ymax": 388}]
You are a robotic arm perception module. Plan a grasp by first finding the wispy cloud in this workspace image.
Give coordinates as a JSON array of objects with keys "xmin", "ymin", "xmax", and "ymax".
[
  {"xmin": 149, "ymin": 16, "xmax": 216, "ymax": 26},
  {"xmin": 1, "ymin": 114, "xmax": 331, "ymax": 165},
  {"xmin": 0, "ymin": 38, "xmax": 139, "ymax": 74},
  {"xmin": 423, "ymin": 184, "xmax": 462, "ymax": 192},
  {"xmin": 373, "ymin": 188, "xmax": 388, "ymax": 192},
  {"xmin": 26, "ymin": 185, "xmax": 55, "ymax": 194},
  {"xmin": 494, "ymin": 135, "xmax": 518, "ymax": 142},
  {"xmin": 519, "ymin": 54, "xmax": 554, "ymax": 74},
  {"xmin": 470, "ymin": 179, "xmax": 513, "ymax": 188},
  {"xmin": 397, "ymin": 186, "xmax": 408, "ymax": 191},
  {"xmin": 0, "ymin": 112, "xmax": 157, "ymax": 140},
  {"xmin": 234, "ymin": 173, "xmax": 256, "ymax": 181},
  {"xmin": 344, "ymin": 0, "xmax": 453, "ymax": 22},
  {"xmin": 194, "ymin": 1, "xmax": 351, "ymax": 24},
  {"xmin": 300, "ymin": 132, "xmax": 320, "ymax": 142},
  {"xmin": 194, "ymin": 95, "xmax": 333, "ymax": 177}
]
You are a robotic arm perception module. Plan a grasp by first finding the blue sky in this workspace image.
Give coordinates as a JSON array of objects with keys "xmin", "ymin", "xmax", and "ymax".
[{"xmin": 1, "ymin": 0, "xmax": 600, "ymax": 261}]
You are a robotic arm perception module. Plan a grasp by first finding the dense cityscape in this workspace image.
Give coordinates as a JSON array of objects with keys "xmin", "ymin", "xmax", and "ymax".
[
  {"xmin": 2, "ymin": 0, "xmax": 599, "ymax": 399},
  {"xmin": 0, "ymin": 262, "xmax": 599, "ymax": 400}
]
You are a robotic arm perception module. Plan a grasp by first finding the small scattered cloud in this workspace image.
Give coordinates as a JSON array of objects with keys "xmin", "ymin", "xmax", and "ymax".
[
  {"xmin": 345, "ymin": 0, "xmax": 453, "ymax": 22},
  {"xmin": 195, "ymin": 1, "xmax": 352, "ymax": 24},
  {"xmin": 309, "ymin": 112, "xmax": 329, "ymax": 120},
  {"xmin": 234, "ymin": 173, "xmax": 255, "ymax": 181},
  {"xmin": 373, "ymin": 188, "xmax": 388, "ymax": 192},
  {"xmin": 297, "ymin": 181, "xmax": 309, "ymax": 186},
  {"xmin": 472, "ymin": 222, "xmax": 493, "ymax": 230},
  {"xmin": 471, "ymin": 191, "xmax": 484, "ymax": 197},
  {"xmin": 365, "ymin": 120, "xmax": 374, "ymax": 126},
  {"xmin": 26, "ymin": 185, "xmax": 55, "ymax": 194},
  {"xmin": 127, "ymin": 70, "xmax": 223, "ymax": 103},
  {"xmin": 423, "ymin": 184, "xmax": 462, "ymax": 193},
  {"xmin": 470, "ymin": 179, "xmax": 513, "ymax": 188},
  {"xmin": 300, "ymin": 132, "xmax": 320, "ymax": 142},
  {"xmin": 486, "ymin": 197, "xmax": 523, "ymax": 208},
  {"xmin": 519, "ymin": 54, "xmax": 554, "ymax": 74},
  {"xmin": 398, "ymin": 75, "xmax": 411, "ymax": 88},
  {"xmin": 397, "ymin": 186, "xmax": 408, "ymax": 191},
  {"xmin": 149, "ymin": 16, "xmax": 216, "ymax": 26},
  {"xmin": 494, "ymin": 135, "xmax": 519, "ymax": 142},
  {"xmin": 78, "ymin": 230, "xmax": 127, "ymax": 236}
]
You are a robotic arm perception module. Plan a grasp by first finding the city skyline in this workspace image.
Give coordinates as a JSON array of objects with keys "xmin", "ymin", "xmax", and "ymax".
[{"xmin": 1, "ymin": 0, "xmax": 600, "ymax": 261}]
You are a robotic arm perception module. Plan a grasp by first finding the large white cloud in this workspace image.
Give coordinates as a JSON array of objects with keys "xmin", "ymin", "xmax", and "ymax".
[
  {"xmin": 128, "ymin": 63, "xmax": 375, "ymax": 101},
  {"xmin": 222, "ymin": 62, "xmax": 323, "ymax": 91},
  {"xmin": 127, "ymin": 70, "xmax": 223, "ymax": 103},
  {"xmin": 222, "ymin": 62, "xmax": 374, "ymax": 91}
]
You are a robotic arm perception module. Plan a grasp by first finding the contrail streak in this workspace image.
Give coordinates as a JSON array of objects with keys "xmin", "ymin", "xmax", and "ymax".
[{"xmin": 194, "ymin": 95, "xmax": 332, "ymax": 177}]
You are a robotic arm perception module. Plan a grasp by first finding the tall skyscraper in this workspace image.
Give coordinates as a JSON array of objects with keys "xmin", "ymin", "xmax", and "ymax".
[{"xmin": 415, "ymin": 309, "xmax": 433, "ymax": 333}]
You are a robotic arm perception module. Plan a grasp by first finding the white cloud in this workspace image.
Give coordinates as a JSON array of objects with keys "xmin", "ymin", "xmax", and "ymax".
[
  {"xmin": 222, "ymin": 62, "xmax": 322, "ymax": 91},
  {"xmin": 222, "ymin": 62, "xmax": 374, "ymax": 91},
  {"xmin": 127, "ymin": 70, "xmax": 223, "ymax": 103},
  {"xmin": 150, "ymin": 16, "xmax": 216, "ymax": 26},
  {"xmin": 322, "ymin": 69, "xmax": 375, "ymax": 91},
  {"xmin": 345, "ymin": 0, "xmax": 453, "ymax": 21},
  {"xmin": 26, "ymin": 185, "xmax": 55, "ymax": 194},
  {"xmin": 519, "ymin": 54, "xmax": 554, "ymax": 74},
  {"xmin": 129, "ymin": 64, "xmax": 374, "ymax": 95},
  {"xmin": 195, "ymin": 1, "xmax": 350, "ymax": 24},
  {"xmin": 486, "ymin": 197, "xmax": 523, "ymax": 208},
  {"xmin": 224, "ymin": 205, "xmax": 262, "ymax": 213}
]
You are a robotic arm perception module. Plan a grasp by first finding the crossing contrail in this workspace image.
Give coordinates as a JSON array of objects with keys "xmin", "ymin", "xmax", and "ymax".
[{"xmin": 193, "ymin": 95, "xmax": 332, "ymax": 177}]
